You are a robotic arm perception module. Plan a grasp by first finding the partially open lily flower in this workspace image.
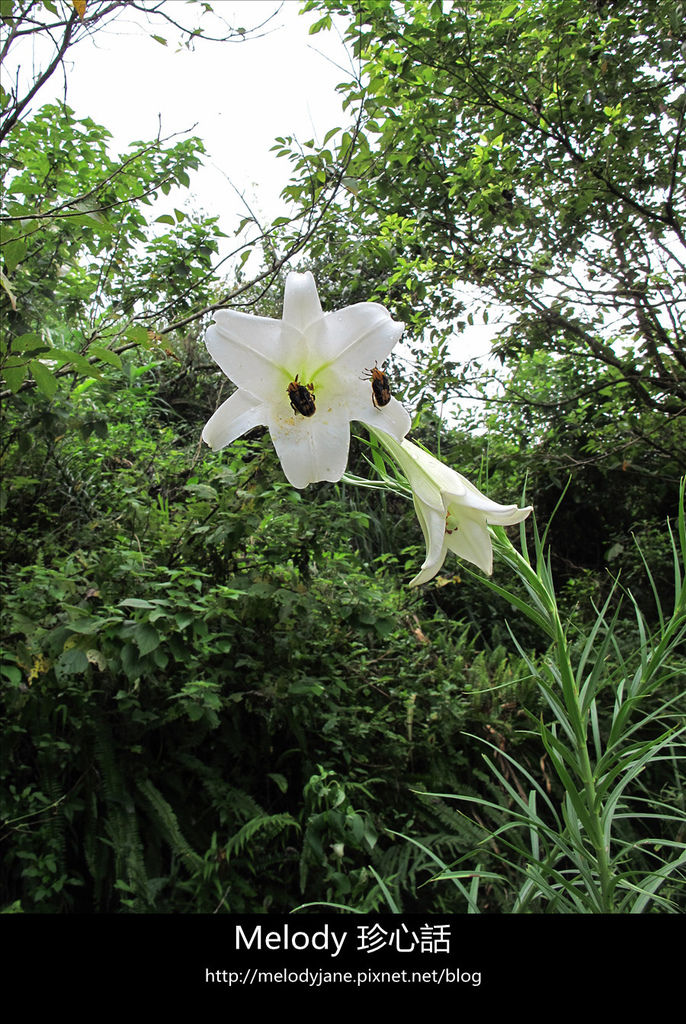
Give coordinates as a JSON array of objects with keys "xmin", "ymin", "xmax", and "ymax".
[
  {"xmin": 373, "ymin": 431, "xmax": 533, "ymax": 585},
  {"xmin": 202, "ymin": 272, "xmax": 410, "ymax": 488}
]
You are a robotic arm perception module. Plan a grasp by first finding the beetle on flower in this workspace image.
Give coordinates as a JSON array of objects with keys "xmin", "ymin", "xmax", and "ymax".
[{"xmin": 202, "ymin": 272, "xmax": 411, "ymax": 489}]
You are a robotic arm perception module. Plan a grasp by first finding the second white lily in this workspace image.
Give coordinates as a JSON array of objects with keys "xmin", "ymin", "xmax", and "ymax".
[{"xmin": 373, "ymin": 431, "xmax": 533, "ymax": 585}]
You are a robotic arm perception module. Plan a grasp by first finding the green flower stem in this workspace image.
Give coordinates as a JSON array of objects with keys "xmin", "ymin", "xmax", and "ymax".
[{"xmin": 491, "ymin": 527, "xmax": 616, "ymax": 911}]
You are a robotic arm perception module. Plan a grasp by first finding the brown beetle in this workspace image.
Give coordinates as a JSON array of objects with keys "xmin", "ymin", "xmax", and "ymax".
[
  {"xmin": 363, "ymin": 363, "xmax": 391, "ymax": 408},
  {"xmin": 287, "ymin": 375, "xmax": 316, "ymax": 416}
]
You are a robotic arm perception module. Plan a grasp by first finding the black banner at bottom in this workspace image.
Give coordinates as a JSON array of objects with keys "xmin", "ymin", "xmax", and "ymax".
[{"xmin": 2, "ymin": 912, "xmax": 682, "ymax": 1006}]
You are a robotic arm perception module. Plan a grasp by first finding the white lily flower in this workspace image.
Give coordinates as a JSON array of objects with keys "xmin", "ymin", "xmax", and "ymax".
[
  {"xmin": 373, "ymin": 431, "xmax": 533, "ymax": 585},
  {"xmin": 202, "ymin": 272, "xmax": 410, "ymax": 489}
]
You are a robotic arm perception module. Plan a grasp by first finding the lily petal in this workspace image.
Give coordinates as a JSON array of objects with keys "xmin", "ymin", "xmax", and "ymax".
[
  {"xmin": 269, "ymin": 407, "xmax": 352, "ymax": 489},
  {"xmin": 282, "ymin": 270, "xmax": 324, "ymax": 334},
  {"xmin": 205, "ymin": 311, "xmax": 299, "ymax": 397},
  {"xmin": 450, "ymin": 469, "xmax": 529, "ymax": 521},
  {"xmin": 444, "ymin": 507, "xmax": 497, "ymax": 575},
  {"xmin": 202, "ymin": 389, "xmax": 266, "ymax": 451},
  {"xmin": 329, "ymin": 376, "xmax": 412, "ymax": 441},
  {"xmin": 312, "ymin": 303, "xmax": 405, "ymax": 370},
  {"xmin": 409, "ymin": 498, "xmax": 449, "ymax": 587},
  {"xmin": 362, "ymin": 395, "xmax": 412, "ymax": 440}
]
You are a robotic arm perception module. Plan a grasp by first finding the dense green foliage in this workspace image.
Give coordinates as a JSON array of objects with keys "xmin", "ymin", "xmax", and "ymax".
[
  {"xmin": 1, "ymin": 0, "xmax": 684, "ymax": 913},
  {"xmin": 1, "ymin": 365, "xmax": 547, "ymax": 911}
]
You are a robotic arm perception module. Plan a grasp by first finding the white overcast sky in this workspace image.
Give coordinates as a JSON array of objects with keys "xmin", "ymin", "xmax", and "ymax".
[
  {"xmin": 4, "ymin": 0, "xmax": 498, "ymax": 370},
  {"xmin": 11, "ymin": 1, "xmax": 353, "ymax": 228}
]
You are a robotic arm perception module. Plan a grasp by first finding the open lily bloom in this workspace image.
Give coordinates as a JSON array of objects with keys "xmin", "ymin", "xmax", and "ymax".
[
  {"xmin": 202, "ymin": 272, "xmax": 411, "ymax": 488},
  {"xmin": 373, "ymin": 431, "xmax": 533, "ymax": 585}
]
